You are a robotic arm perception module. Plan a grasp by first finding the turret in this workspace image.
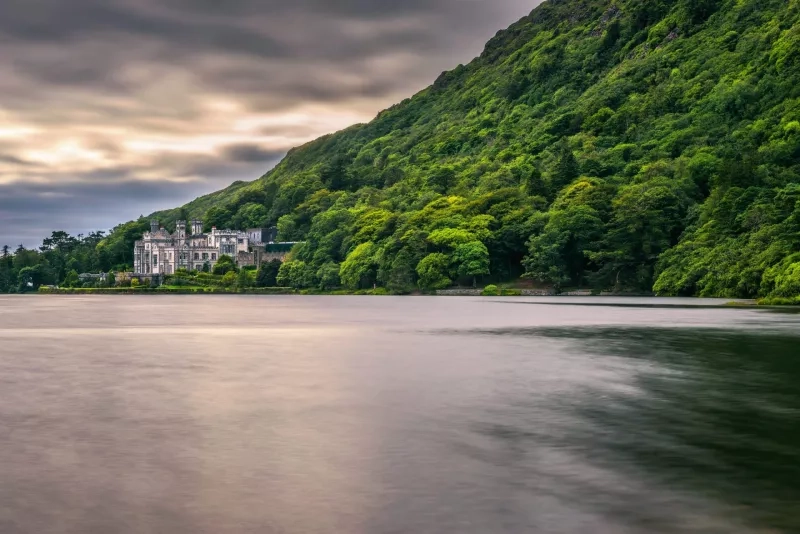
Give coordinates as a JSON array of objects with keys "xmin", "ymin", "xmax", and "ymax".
[
  {"xmin": 150, "ymin": 220, "xmax": 159, "ymax": 234},
  {"xmin": 176, "ymin": 220, "xmax": 186, "ymax": 238},
  {"xmin": 191, "ymin": 219, "xmax": 203, "ymax": 235}
]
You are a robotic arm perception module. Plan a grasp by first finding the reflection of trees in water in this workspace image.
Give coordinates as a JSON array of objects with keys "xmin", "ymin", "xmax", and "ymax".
[{"xmin": 546, "ymin": 327, "xmax": 800, "ymax": 533}]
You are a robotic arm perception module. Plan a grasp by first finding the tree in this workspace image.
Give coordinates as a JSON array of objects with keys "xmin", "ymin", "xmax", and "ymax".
[
  {"xmin": 233, "ymin": 203, "xmax": 269, "ymax": 229},
  {"xmin": 591, "ymin": 178, "xmax": 690, "ymax": 290},
  {"xmin": 317, "ymin": 262, "xmax": 341, "ymax": 290},
  {"xmin": 212, "ymin": 255, "xmax": 235, "ymax": 275},
  {"xmin": 256, "ymin": 259, "xmax": 282, "ymax": 287},
  {"xmin": 451, "ymin": 241, "xmax": 490, "ymax": 286},
  {"xmin": 385, "ymin": 248, "xmax": 416, "ymax": 293},
  {"xmin": 523, "ymin": 166, "xmax": 548, "ymax": 198},
  {"xmin": 551, "ymin": 139, "xmax": 580, "ymax": 193},
  {"xmin": 427, "ymin": 228, "xmax": 476, "ymax": 248},
  {"xmin": 0, "ymin": 245, "xmax": 11, "ymax": 292},
  {"xmin": 219, "ymin": 271, "xmax": 236, "ymax": 287},
  {"xmin": 17, "ymin": 266, "xmax": 40, "ymax": 292},
  {"xmin": 277, "ymin": 260, "xmax": 316, "ymax": 289},
  {"xmin": 236, "ymin": 268, "xmax": 251, "ymax": 289},
  {"xmin": 427, "ymin": 166, "xmax": 457, "ymax": 193},
  {"xmin": 63, "ymin": 270, "xmax": 79, "ymax": 288},
  {"xmin": 523, "ymin": 205, "xmax": 605, "ymax": 289},
  {"xmin": 339, "ymin": 242, "xmax": 380, "ymax": 289},
  {"xmin": 320, "ymin": 155, "xmax": 350, "ymax": 191},
  {"xmin": 177, "ymin": 207, "xmax": 190, "ymax": 225},
  {"xmin": 204, "ymin": 206, "xmax": 232, "ymax": 231},
  {"xmin": 416, "ymin": 253, "xmax": 452, "ymax": 290}
]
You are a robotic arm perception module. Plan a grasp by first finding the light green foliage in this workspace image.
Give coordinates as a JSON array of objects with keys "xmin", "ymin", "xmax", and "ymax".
[
  {"xmin": 428, "ymin": 228, "xmax": 476, "ymax": 248},
  {"xmin": 767, "ymin": 258, "xmax": 800, "ymax": 297},
  {"xmin": 416, "ymin": 253, "xmax": 452, "ymax": 290},
  {"xmin": 451, "ymin": 241, "xmax": 490, "ymax": 285},
  {"xmin": 222, "ymin": 271, "xmax": 237, "ymax": 287},
  {"xmin": 6, "ymin": 0, "xmax": 800, "ymax": 299},
  {"xmin": 277, "ymin": 260, "xmax": 316, "ymax": 289},
  {"xmin": 482, "ymin": 284, "xmax": 500, "ymax": 296},
  {"xmin": 236, "ymin": 268, "xmax": 251, "ymax": 289},
  {"xmin": 339, "ymin": 242, "xmax": 380, "ymax": 290}
]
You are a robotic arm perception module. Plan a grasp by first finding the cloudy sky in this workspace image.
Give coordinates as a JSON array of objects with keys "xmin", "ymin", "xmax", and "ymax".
[{"xmin": 0, "ymin": 0, "xmax": 540, "ymax": 247}]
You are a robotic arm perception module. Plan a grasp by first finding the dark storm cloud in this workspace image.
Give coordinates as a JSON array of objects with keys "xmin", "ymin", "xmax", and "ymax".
[{"xmin": 0, "ymin": 0, "xmax": 539, "ymax": 247}]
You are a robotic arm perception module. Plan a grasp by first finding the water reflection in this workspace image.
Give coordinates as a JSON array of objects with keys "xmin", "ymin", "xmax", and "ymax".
[
  {"xmin": 1, "ymin": 296, "xmax": 798, "ymax": 533},
  {"xmin": 472, "ymin": 326, "xmax": 800, "ymax": 532}
]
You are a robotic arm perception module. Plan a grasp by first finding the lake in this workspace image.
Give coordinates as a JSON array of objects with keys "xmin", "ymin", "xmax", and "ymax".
[{"xmin": 0, "ymin": 295, "xmax": 798, "ymax": 533}]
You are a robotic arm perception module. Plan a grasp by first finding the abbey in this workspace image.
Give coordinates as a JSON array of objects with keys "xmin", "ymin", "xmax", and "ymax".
[{"xmin": 133, "ymin": 220, "xmax": 277, "ymax": 275}]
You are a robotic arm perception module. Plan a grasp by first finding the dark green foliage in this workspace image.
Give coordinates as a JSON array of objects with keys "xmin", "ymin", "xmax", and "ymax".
[
  {"xmin": 256, "ymin": 259, "xmax": 282, "ymax": 287},
  {"xmin": 551, "ymin": 139, "xmax": 581, "ymax": 193},
  {"xmin": 523, "ymin": 166, "xmax": 548, "ymax": 198},
  {"xmin": 212, "ymin": 255, "xmax": 235, "ymax": 275},
  {"xmin": 6, "ymin": 0, "xmax": 800, "ymax": 299},
  {"xmin": 385, "ymin": 248, "xmax": 417, "ymax": 293},
  {"xmin": 316, "ymin": 262, "xmax": 341, "ymax": 290}
]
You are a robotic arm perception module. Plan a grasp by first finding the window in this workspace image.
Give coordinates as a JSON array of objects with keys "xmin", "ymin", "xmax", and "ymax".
[
  {"xmin": 194, "ymin": 253, "xmax": 199, "ymax": 260},
  {"xmin": 153, "ymin": 255, "xmax": 158, "ymax": 265},
  {"xmin": 238, "ymin": 238, "xmax": 243, "ymax": 244},
  {"xmin": 211, "ymin": 253, "xmax": 217, "ymax": 260},
  {"xmin": 202, "ymin": 253, "xmax": 209, "ymax": 260}
]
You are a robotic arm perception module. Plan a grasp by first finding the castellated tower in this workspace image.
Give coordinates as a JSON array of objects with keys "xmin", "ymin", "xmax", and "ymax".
[
  {"xmin": 191, "ymin": 219, "xmax": 203, "ymax": 235},
  {"xmin": 175, "ymin": 220, "xmax": 186, "ymax": 240}
]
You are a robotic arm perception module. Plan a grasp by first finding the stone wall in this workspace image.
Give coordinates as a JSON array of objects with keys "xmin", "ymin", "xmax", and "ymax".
[
  {"xmin": 436, "ymin": 289, "xmax": 483, "ymax": 296},
  {"xmin": 520, "ymin": 289, "xmax": 556, "ymax": 296}
]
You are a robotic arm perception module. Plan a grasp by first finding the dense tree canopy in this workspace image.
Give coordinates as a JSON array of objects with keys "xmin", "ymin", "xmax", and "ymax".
[{"xmin": 3, "ymin": 0, "xmax": 800, "ymax": 298}]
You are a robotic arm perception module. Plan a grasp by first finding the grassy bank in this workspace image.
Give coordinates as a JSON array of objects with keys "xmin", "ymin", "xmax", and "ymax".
[
  {"xmin": 757, "ymin": 296, "xmax": 800, "ymax": 306},
  {"xmin": 38, "ymin": 286, "xmax": 297, "ymax": 295}
]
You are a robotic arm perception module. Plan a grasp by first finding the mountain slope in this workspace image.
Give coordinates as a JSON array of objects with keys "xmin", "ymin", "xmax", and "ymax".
[{"xmin": 145, "ymin": 0, "xmax": 800, "ymax": 296}]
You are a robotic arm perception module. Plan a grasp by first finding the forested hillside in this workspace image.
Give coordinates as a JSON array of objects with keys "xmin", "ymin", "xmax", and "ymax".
[{"xmin": 4, "ymin": 0, "xmax": 800, "ymax": 297}]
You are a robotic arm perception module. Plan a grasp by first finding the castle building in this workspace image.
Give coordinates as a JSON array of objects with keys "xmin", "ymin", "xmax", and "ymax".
[{"xmin": 133, "ymin": 219, "xmax": 260, "ymax": 275}]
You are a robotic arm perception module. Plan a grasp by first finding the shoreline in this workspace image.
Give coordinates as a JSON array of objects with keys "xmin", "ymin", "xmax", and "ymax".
[{"xmin": 22, "ymin": 287, "xmax": 786, "ymax": 307}]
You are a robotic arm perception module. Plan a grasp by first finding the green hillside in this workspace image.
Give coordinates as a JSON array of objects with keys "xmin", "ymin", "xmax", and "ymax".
[{"xmin": 43, "ymin": 0, "xmax": 800, "ymax": 297}]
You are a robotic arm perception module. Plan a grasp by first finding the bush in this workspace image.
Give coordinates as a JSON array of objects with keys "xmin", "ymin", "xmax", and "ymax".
[{"xmin": 482, "ymin": 284, "xmax": 500, "ymax": 296}]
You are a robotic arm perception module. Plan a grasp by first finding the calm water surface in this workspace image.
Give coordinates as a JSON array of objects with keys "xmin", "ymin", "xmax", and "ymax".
[{"xmin": 0, "ymin": 295, "xmax": 798, "ymax": 533}]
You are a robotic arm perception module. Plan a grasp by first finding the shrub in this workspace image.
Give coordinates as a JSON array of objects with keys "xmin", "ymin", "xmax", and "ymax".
[{"xmin": 482, "ymin": 284, "xmax": 500, "ymax": 296}]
